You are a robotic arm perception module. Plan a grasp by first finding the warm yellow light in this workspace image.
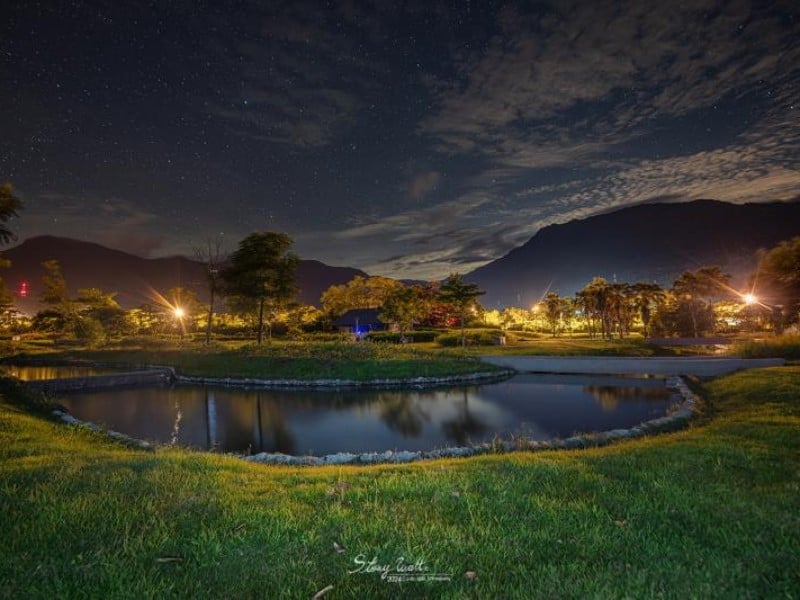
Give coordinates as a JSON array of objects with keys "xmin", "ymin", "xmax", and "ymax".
[
  {"xmin": 743, "ymin": 293, "xmax": 757, "ymax": 305},
  {"xmin": 173, "ymin": 307, "xmax": 185, "ymax": 319}
]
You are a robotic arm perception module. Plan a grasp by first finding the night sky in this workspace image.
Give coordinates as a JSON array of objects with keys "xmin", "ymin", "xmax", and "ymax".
[{"xmin": 2, "ymin": 1, "xmax": 799, "ymax": 279}]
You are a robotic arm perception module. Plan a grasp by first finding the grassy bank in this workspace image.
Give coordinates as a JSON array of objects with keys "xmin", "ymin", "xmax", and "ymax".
[
  {"xmin": 1, "ymin": 366, "xmax": 798, "ymax": 598},
  {"xmin": 9, "ymin": 342, "xmax": 501, "ymax": 381}
]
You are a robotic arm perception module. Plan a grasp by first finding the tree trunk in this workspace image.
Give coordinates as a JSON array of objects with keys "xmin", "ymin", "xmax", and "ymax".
[
  {"xmin": 205, "ymin": 288, "xmax": 215, "ymax": 345},
  {"xmin": 257, "ymin": 298, "xmax": 265, "ymax": 345}
]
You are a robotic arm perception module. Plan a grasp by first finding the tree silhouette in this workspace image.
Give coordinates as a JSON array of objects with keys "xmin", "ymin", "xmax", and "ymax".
[
  {"xmin": 222, "ymin": 232, "xmax": 298, "ymax": 344},
  {"xmin": 438, "ymin": 274, "xmax": 485, "ymax": 349},
  {"xmin": 0, "ymin": 183, "xmax": 22, "ymax": 245}
]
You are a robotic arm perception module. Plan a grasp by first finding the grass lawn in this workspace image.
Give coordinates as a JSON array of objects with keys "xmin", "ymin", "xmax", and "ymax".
[
  {"xmin": 7, "ymin": 342, "xmax": 502, "ymax": 381},
  {"xmin": 1, "ymin": 366, "xmax": 798, "ymax": 598}
]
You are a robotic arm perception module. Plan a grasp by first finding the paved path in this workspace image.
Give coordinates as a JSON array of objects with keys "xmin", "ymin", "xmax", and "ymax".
[{"xmin": 479, "ymin": 356, "xmax": 785, "ymax": 376}]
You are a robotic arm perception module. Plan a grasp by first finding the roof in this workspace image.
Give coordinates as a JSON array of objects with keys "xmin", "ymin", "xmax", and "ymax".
[{"xmin": 331, "ymin": 308, "xmax": 385, "ymax": 327}]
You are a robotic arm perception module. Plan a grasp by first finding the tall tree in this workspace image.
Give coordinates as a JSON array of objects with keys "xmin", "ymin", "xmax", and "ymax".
[
  {"xmin": 543, "ymin": 291, "xmax": 563, "ymax": 337},
  {"xmin": 0, "ymin": 183, "xmax": 22, "ymax": 245},
  {"xmin": 222, "ymin": 232, "xmax": 298, "ymax": 345},
  {"xmin": 379, "ymin": 285, "xmax": 425, "ymax": 337},
  {"xmin": 754, "ymin": 236, "xmax": 800, "ymax": 331},
  {"xmin": 37, "ymin": 260, "xmax": 74, "ymax": 334},
  {"xmin": 437, "ymin": 274, "xmax": 485, "ymax": 349},
  {"xmin": 194, "ymin": 236, "xmax": 227, "ymax": 345},
  {"xmin": 671, "ymin": 266, "xmax": 731, "ymax": 337},
  {"xmin": 630, "ymin": 282, "xmax": 665, "ymax": 339}
]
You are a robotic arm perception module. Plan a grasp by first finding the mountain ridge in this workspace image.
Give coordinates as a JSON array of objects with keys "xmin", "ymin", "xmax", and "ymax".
[
  {"xmin": 1, "ymin": 235, "xmax": 367, "ymax": 314},
  {"xmin": 466, "ymin": 199, "xmax": 800, "ymax": 307}
]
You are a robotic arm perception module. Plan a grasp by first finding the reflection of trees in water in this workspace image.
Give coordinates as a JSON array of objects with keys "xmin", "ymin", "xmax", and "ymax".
[
  {"xmin": 256, "ymin": 393, "xmax": 295, "ymax": 454},
  {"xmin": 170, "ymin": 399, "xmax": 183, "ymax": 445},
  {"xmin": 377, "ymin": 392, "xmax": 429, "ymax": 436},
  {"xmin": 441, "ymin": 390, "xmax": 488, "ymax": 445},
  {"xmin": 584, "ymin": 386, "xmax": 669, "ymax": 412}
]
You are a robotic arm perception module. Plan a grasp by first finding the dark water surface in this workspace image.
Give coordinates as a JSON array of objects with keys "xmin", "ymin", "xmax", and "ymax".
[{"xmin": 55, "ymin": 374, "xmax": 679, "ymax": 455}]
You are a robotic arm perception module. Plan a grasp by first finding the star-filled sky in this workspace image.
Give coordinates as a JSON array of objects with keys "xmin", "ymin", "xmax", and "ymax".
[{"xmin": 2, "ymin": 0, "xmax": 799, "ymax": 279}]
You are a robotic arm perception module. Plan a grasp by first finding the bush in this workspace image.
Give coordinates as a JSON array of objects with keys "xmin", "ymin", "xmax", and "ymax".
[
  {"xmin": 366, "ymin": 330, "xmax": 441, "ymax": 343},
  {"xmin": 73, "ymin": 317, "xmax": 106, "ymax": 347},
  {"xmin": 436, "ymin": 329, "xmax": 510, "ymax": 347}
]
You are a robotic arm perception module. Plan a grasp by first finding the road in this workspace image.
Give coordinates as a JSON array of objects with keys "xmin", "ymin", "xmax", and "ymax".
[{"xmin": 479, "ymin": 356, "xmax": 785, "ymax": 376}]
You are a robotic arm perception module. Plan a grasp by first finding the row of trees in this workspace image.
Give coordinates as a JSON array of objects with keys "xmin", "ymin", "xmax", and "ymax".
[{"xmin": 1, "ymin": 180, "xmax": 798, "ymax": 343}]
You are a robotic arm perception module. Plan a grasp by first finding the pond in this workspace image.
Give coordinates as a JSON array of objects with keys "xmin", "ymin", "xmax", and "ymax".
[
  {"xmin": 0, "ymin": 365, "xmax": 132, "ymax": 381},
  {"xmin": 54, "ymin": 374, "xmax": 680, "ymax": 455}
]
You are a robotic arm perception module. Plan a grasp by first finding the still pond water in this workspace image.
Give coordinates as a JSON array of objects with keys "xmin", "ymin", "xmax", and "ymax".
[{"xmin": 54, "ymin": 374, "xmax": 679, "ymax": 455}]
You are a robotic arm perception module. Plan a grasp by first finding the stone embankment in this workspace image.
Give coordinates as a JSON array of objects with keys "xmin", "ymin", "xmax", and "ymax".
[{"xmin": 25, "ymin": 368, "xmax": 174, "ymax": 393}]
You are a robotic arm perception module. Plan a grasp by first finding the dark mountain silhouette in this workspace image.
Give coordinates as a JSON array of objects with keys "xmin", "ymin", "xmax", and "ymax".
[
  {"xmin": 466, "ymin": 199, "xmax": 800, "ymax": 308},
  {"xmin": 1, "ymin": 236, "xmax": 367, "ymax": 314}
]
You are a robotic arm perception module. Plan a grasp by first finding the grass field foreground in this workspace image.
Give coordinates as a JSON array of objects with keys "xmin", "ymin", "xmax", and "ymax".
[{"xmin": 0, "ymin": 366, "xmax": 798, "ymax": 598}]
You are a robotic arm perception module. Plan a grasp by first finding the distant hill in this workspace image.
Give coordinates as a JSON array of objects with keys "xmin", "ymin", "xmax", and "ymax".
[
  {"xmin": 466, "ymin": 200, "xmax": 800, "ymax": 308},
  {"xmin": 1, "ymin": 236, "xmax": 367, "ymax": 314}
]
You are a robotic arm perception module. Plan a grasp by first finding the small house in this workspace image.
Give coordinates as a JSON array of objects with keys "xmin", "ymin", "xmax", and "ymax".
[{"xmin": 331, "ymin": 308, "xmax": 387, "ymax": 338}]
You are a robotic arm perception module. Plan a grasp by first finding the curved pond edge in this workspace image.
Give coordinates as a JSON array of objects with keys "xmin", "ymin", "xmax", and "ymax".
[
  {"xmin": 241, "ymin": 376, "xmax": 698, "ymax": 466},
  {"xmin": 44, "ymin": 374, "xmax": 699, "ymax": 463}
]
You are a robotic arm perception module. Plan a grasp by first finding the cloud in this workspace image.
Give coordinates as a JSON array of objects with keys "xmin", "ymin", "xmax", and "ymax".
[
  {"xmin": 407, "ymin": 170, "xmax": 441, "ymax": 200},
  {"xmin": 420, "ymin": 1, "xmax": 800, "ymax": 167},
  {"xmin": 205, "ymin": 2, "xmax": 386, "ymax": 148},
  {"xmin": 17, "ymin": 193, "xmax": 167, "ymax": 257}
]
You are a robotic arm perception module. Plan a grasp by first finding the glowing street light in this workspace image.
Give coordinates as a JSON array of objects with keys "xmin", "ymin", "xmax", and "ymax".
[
  {"xmin": 173, "ymin": 307, "xmax": 185, "ymax": 319},
  {"xmin": 743, "ymin": 293, "xmax": 757, "ymax": 306}
]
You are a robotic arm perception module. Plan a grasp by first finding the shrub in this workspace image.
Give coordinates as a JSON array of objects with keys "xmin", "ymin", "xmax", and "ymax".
[
  {"xmin": 733, "ymin": 335, "xmax": 800, "ymax": 359},
  {"xmin": 366, "ymin": 330, "xmax": 441, "ymax": 343},
  {"xmin": 436, "ymin": 329, "xmax": 510, "ymax": 347}
]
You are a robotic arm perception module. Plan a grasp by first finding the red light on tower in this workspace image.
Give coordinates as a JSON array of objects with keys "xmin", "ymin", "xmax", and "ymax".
[{"xmin": 19, "ymin": 281, "xmax": 28, "ymax": 297}]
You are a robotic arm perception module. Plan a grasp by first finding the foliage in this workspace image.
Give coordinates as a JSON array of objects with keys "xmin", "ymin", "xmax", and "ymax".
[
  {"xmin": 0, "ymin": 182, "xmax": 22, "ymax": 245},
  {"xmin": 436, "ymin": 329, "xmax": 507, "ymax": 347},
  {"xmin": 366, "ymin": 330, "xmax": 440, "ymax": 343},
  {"xmin": 438, "ymin": 274, "xmax": 485, "ymax": 348},
  {"xmin": 222, "ymin": 232, "xmax": 299, "ymax": 344},
  {"xmin": 732, "ymin": 335, "xmax": 800, "ymax": 359},
  {"xmin": 754, "ymin": 236, "xmax": 800, "ymax": 331},
  {"xmin": 320, "ymin": 275, "xmax": 404, "ymax": 318},
  {"xmin": 72, "ymin": 316, "xmax": 106, "ymax": 347},
  {"xmin": 670, "ymin": 266, "xmax": 732, "ymax": 338},
  {"xmin": 378, "ymin": 285, "xmax": 426, "ymax": 334}
]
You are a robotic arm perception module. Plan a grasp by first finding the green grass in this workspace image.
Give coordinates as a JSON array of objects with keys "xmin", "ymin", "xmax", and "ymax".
[
  {"xmin": 10, "ymin": 342, "xmax": 501, "ymax": 381},
  {"xmin": 732, "ymin": 334, "xmax": 800, "ymax": 360},
  {"xmin": 1, "ymin": 366, "xmax": 798, "ymax": 598}
]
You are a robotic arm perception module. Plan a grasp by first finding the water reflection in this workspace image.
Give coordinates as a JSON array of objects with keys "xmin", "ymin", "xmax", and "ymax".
[
  {"xmin": 56, "ymin": 374, "xmax": 678, "ymax": 455},
  {"xmin": 0, "ymin": 365, "xmax": 125, "ymax": 380}
]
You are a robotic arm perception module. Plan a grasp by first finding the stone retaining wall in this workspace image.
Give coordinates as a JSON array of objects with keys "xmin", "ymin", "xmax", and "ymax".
[
  {"xmin": 26, "ymin": 369, "xmax": 174, "ymax": 393},
  {"xmin": 174, "ymin": 369, "xmax": 514, "ymax": 389}
]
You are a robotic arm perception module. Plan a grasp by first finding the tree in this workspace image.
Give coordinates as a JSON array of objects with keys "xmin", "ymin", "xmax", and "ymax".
[
  {"xmin": 437, "ymin": 274, "xmax": 485, "ymax": 349},
  {"xmin": 379, "ymin": 285, "xmax": 425, "ymax": 337},
  {"xmin": 671, "ymin": 266, "xmax": 731, "ymax": 337},
  {"xmin": 75, "ymin": 287, "xmax": 129, "ymax": 339},
  {"xmin": 221, "ymin": 232, "xmax": 298, "ymax": 344},
  {"xmin": 754, "ymin": 236, "xmax": 800, "ymax": 331},
  {"xmin": 543, "ymin": 292, "xmax": 563, "ymax": 337},
  {"xmin": 630, "ymin": 282, "xmax": 665, "ymax": 339},
  {"xmin": 320, "ymin": 276, "xmax": 404, "ymax": 319},
  {"xmin": 194, "ymin": 236, "xmax": 227, "ymax": 345},
  {"xmin": 38, "ymin": 260, "xmax": 75, "ymax": 333},
  {"xmin": 0, "ymin": 183, "xmax": 22, "ymax": 245}
]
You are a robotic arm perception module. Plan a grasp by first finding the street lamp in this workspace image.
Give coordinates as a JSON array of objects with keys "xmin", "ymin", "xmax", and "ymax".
[
  {"xmin": 743, "ymin": 293, "xmax": 757, "ymax": 305},
  {"xmin": 173, "ymin": 306, "xmax": 185, "ymax": 340}
]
